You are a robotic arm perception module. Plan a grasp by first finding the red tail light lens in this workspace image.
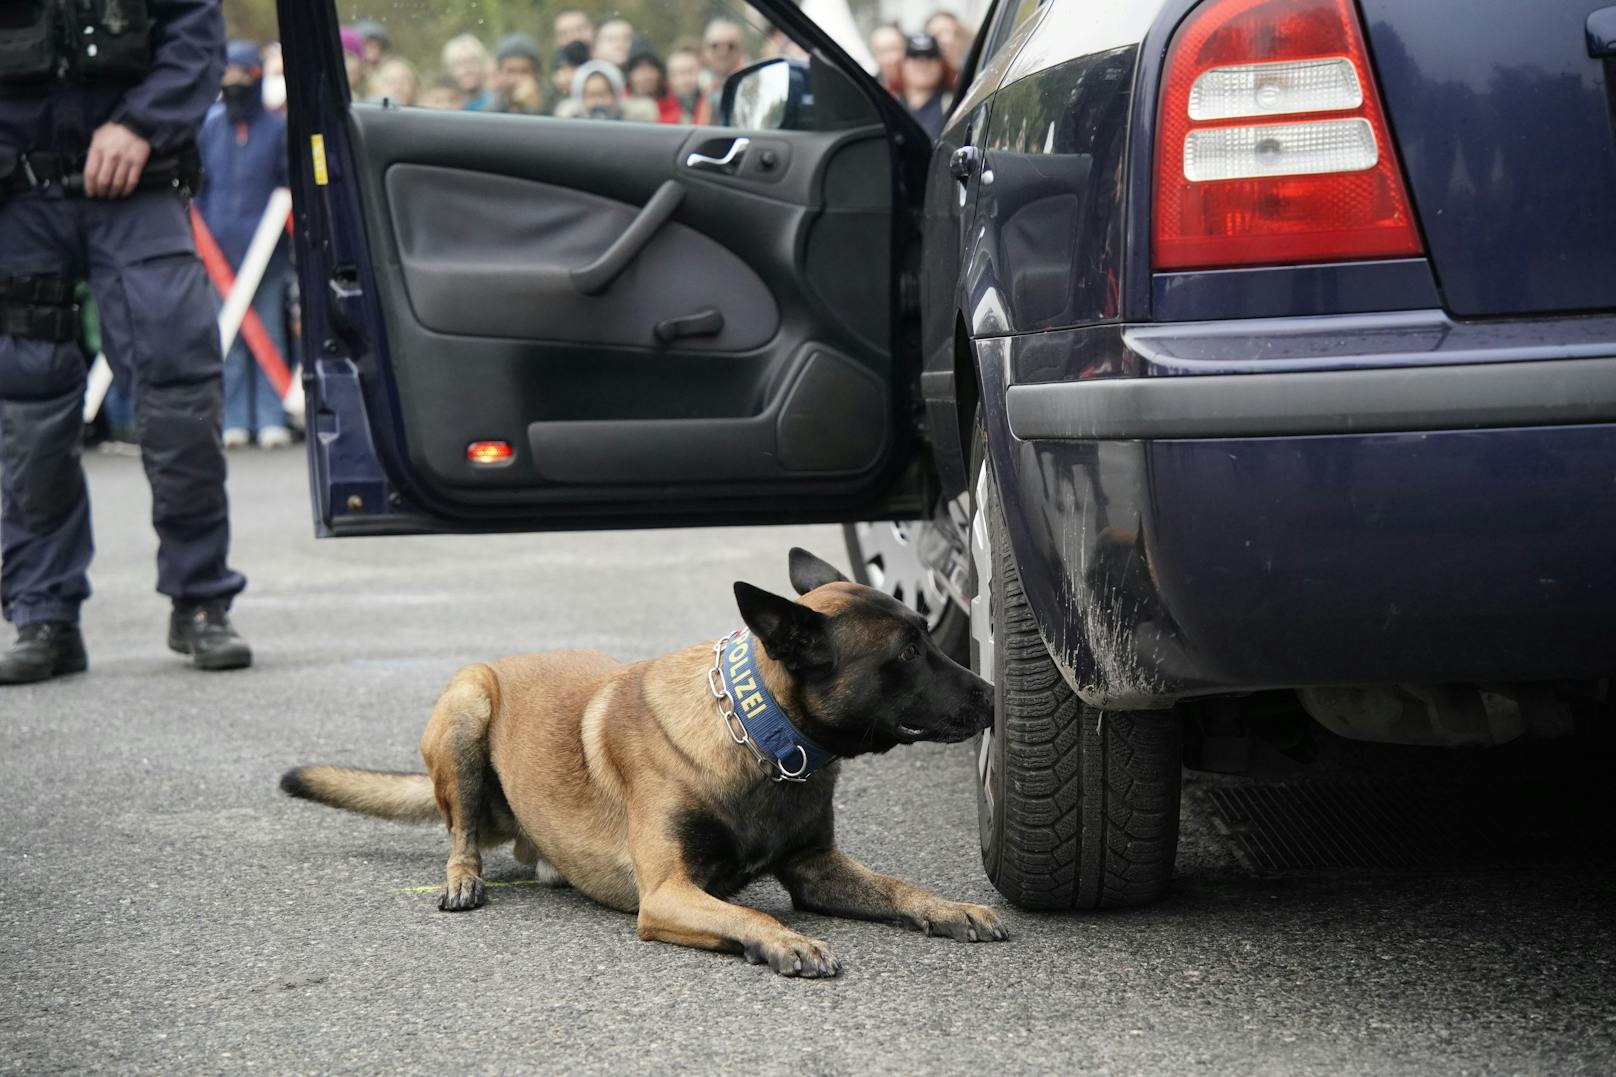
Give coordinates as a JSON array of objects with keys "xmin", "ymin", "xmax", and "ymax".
[{"xmin": 1153, "ymin": 0, "xmax": 1423, "ymax": 271}]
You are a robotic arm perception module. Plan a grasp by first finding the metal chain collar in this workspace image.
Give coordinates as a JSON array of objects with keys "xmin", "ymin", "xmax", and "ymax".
[{"xmin": 708, "ymin": 632, "xmax": 811, "ymax": 783}]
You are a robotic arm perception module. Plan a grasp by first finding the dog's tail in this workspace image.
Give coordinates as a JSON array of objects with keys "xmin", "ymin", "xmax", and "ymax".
[{"xmin": 279, "ymin": 765, "xmax": 439, "ymax": 823}]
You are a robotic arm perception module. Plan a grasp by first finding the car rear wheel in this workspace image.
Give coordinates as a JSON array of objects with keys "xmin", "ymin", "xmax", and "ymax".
[
  {"xmin": 843, "ymin": 519, "xmax": 969, "ymax": 664},
  {"xmin": 969, "ymin": 409, "xmax": 1182, "ymax": 910}
]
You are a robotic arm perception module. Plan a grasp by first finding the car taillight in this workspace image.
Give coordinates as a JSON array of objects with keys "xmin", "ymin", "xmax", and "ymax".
[{"xmin": 1153, "ymin": 0, "xmax": 1422, "ymax": 271}]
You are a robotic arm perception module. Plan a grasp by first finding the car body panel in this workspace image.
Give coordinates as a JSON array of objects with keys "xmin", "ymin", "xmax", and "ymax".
[
  {"xmin": 1359, "ymin": 0, "xmax": 1616, "ymax": 317},
  {"xmin": 916, "ymin": 3, "xmax": 1050, "ymax": 497},
  {"xmin": 920, "ymin": 7, "xmax": 1146, "ymax": 497},
  {"xmin": 939, "ymin": 0, "xmax": 1616, "ymax": 712},
  {"xmin": 1151, "ymin": 258, "xmax": 1441, "ymax": 322},
  {"xmin": 974, "ymin": 46, "xmax": 1135, "ymax": 334},
  {"xmin": 979, "ymin": 318, "xmax": 1616, "ymax": 706}
]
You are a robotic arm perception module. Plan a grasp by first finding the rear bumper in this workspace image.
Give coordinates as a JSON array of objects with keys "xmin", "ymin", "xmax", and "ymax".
[
  {"xmin": 979, "ymin": 312, "xmax": 1616, "ymax": 707},
  {"xmin": 1007, "ymin": 355, "xmax": 1616, "ymax": 440}
]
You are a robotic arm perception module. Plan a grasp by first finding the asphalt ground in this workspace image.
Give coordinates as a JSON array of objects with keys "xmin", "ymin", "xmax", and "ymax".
[{"xmin": 3, "ymin": 448, "xmax": 1614, "ymax": 1075}]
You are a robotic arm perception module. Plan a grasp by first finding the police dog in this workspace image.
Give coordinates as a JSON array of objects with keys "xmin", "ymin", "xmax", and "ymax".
[{"xmin": 280, "ymin": 548, "xmax": 1006, "ymax": 977}]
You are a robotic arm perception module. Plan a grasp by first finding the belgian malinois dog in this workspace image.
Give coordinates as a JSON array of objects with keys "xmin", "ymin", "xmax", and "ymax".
[{"xmin": 281, "ymin": 548, "xmax": 1006, "ymax": 977}]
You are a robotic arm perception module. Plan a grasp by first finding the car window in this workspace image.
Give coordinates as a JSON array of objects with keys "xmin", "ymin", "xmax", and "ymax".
[
  {"xmin": 325, "ymin": 1, "xmax": 815, "ymax": 129},
  {"xmin": 978, "ymin": 0, "xmax": 1045, "ymax": 68}
]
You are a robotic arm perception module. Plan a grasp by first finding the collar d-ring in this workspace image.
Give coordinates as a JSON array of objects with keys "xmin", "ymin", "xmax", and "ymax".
[{"xmin": 777, "ymin": 744, "xmax": 810, "ymax": 779}]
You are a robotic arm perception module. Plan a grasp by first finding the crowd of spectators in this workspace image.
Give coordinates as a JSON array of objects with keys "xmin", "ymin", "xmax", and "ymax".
[
  {"xmin": 331, "ymin": 7, "xmax": 975, "ymax": 136},
  {"xmin": 869, "ymin": 10, "xmax": 975, "ymax": 139},
  {"xmin": 336, "ymin": 9, "xmax": 768, "ymax": 126},
  {"xmin": 97, "ymin": 8, "xmax": 977, "ymax": 449}
]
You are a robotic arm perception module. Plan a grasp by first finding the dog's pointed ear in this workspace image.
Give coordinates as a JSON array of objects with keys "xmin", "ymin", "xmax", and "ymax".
[
  {"xmin": 787, "ymin": 547, "xmax": 848, "ymax": 596},
  {"xmin": 734, "ymin": 581, "xmax": 832, "ymax": 671}
]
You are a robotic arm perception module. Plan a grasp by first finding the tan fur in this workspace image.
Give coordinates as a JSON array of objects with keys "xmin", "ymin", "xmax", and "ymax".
[
  {"xmin": 285, "ymin": 582, "xmax": 1007, "ymax": 975},
  {"xmin": 284, "ymin": 766, "xmax": 438, "ymax": 823}
]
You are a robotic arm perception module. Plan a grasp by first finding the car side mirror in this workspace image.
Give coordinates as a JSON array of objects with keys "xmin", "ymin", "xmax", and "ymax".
[{"xmin": 720, "ymin": 57, "xmax": 813, "ymax": 130}]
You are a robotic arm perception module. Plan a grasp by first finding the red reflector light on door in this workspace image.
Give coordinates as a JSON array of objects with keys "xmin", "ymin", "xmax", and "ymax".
[
  {"xmin": 466, "ymin": 441, "xmax": 514, "ymax": 466},
  {"xmin": 1153, "ymin": 0, "xmax": 1423, "ymax": 271}
]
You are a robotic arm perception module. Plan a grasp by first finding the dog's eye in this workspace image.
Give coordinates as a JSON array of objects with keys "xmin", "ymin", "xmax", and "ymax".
[{"xmin": 899, "ymin": 643, "xmax": 920, "ymax": 663}]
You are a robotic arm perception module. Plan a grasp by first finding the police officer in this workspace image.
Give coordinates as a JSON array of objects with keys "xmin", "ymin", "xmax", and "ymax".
[{"xmin": 0, "ymin": 0, "xmax": 251, "ymax": 684}]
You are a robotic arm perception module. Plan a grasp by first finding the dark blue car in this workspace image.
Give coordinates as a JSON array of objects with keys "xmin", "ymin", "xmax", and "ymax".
[{"xmin": 281, "ymin": 0, "xmax": 1616, "ymax": 910}]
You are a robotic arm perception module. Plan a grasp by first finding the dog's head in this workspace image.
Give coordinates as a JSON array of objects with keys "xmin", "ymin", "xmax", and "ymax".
[{"xmin": 731, "ymin": 547, "xmax": 994, "ymax": 757}]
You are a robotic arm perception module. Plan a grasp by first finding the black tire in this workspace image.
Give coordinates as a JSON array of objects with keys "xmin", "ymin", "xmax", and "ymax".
[
  {"xmin": 971, "ymin": 411, "xmax": 1182, "ymax": 910},
  {"xmin": 842, "ymin": 522, "xmax": 970, "ymax": 665}
]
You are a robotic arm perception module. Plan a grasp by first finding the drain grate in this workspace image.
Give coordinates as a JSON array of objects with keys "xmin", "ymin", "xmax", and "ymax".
[{"xmin": 1204, "ymin": 780, "xmax": 1568, "ymax": 876}]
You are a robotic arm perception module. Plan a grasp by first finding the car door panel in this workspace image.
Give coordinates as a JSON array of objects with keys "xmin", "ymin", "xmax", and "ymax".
[
  {"xmin": 529, "ymin": 346, "xmax": 888, "ymax": 484},
  {"xmin": 280, "ymin": 0, "xmax": 932, "ymax": 536},
  {"xmin": 384, "ymin": 165, "xmax": 779, "ymax": 350},
  {"xmin": 340, "ymin": 103, "xmax": 904, "ymax": 513}
]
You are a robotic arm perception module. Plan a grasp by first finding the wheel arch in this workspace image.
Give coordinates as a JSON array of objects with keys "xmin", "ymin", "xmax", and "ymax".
[{"xmin": 971, "ymin": 330, "xmax": 1179, "ymax": 713}]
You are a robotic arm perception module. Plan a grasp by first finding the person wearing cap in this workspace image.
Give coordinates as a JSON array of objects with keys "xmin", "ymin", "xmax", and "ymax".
[
  {"xmin": 903, "ymin": 32, "xmax": 953, "ymax": 140},
  {"xmin": 354, "ymin": 19, "xmax": 391, "ymax": 69},
  {"xmin": 197, "ymin": 40, "xmax": 293, "ymax": 452},
  {"xmin": 340, "ymin": 26, "xmax": 367, "ymax": 96},
  {"xmin": 493, "ymin": 33, "xmax": 545, "ymax": 115},
  {"xmin": 352, "ymin": 19, "xmax": 392, "ymax": 102}
]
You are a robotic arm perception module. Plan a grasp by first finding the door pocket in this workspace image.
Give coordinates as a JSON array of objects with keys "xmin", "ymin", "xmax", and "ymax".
[{"xmin": 527, "ymin": 347, "xmax": 886, "ymax": 483}]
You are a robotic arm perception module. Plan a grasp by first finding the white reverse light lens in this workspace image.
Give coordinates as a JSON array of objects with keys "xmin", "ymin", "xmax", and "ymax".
[
  {"xmin": 1183, "ymin": 118, "xmax": 1378, "ymax": 181},
  {"xmin": 1188, "ymin": 58, "xmax": 1363, "ymax": 120}
]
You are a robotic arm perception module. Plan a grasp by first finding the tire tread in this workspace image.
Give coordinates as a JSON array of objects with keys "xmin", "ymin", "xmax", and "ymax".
[{"xmin": 982, "ymin": 478, "xmax": 1181, "ymax": 911}]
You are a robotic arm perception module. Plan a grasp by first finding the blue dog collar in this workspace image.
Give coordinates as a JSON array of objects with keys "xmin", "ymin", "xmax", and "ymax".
[{"xmin": 712, "ymin": 629, "xmax": 835, "ymax": 781}]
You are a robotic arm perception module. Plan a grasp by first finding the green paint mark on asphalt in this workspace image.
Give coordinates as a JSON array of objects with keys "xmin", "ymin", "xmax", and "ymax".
[{"xmin": 395, "ymin": 880, "xmax": 542, "ymax": 894}]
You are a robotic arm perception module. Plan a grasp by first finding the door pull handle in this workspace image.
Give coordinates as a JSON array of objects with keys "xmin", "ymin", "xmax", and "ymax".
[
  {"xmin": 685, "ymin": 137, "xmax": 751, "ymax": 174},
  {"xmin": 949, "ymin": 145, "xmax": 980, "ymax": 181},
  {"xmin": 570, "ymin": 179, "xmax": 685, "ymax": 296},
  {"xmin": 1590, "ymin": 6, "xmax": 1616, "ymax": 56},
  {"xmin": 655, "ymin": 308, "xmax": 725, "ymax": 343}
]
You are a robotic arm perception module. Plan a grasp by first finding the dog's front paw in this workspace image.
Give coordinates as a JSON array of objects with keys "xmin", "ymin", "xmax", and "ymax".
[
  {"xmin": 438, "ymin": 874, "xmax": 485, "ymax": 912},
  {"xmin": 912, "ymin": 900, "xmax": 1009, "ymax": 943},
  {"xmin": 743, "ymin": 932, "xmax": 842, "ymax": 978}
]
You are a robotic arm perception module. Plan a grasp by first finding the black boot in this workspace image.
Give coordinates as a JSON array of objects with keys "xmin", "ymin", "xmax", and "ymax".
[
  {"xmin": 0, "ymin": 622, "xmax": 88, "ymax": 685},
  {"xmin": 168, "ymin": 603, "xmax": 253, "ymax": 671}
]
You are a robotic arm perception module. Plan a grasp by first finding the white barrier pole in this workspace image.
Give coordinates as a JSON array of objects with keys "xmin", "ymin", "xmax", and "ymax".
[
  {"xmin": 216, "ymin": 186, "xmax": 293, "ymax": 357},
  {"xmin": 282, "ymin": 374, "xmax": 305, "ymax": 425},
  {"xmin": 84, "ymin": 189, "xmax": 295, "ymax": 426},
  {"xmin": 82, "ymin": 353, "xmax": 113, "ymax": 423}
]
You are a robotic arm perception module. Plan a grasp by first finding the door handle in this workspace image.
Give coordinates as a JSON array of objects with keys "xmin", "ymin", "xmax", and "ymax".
[
  {"xmin": 1589, "ymin": 6, "xmax": 1616, "ymax": 57},
  {"xmin": 949, "ymin": 145, "xmax": 980, "ymax": 182},
  {"xmin": 654, "ymin": 307, "xmax": 724, "ymax": 343},
  {"xmin": 570, "ymin": 179, "xmax": 685, "ymax": 296},
  {"xmin": 685, "ymin": 137, "xmax": 751, "ymax": 174}
]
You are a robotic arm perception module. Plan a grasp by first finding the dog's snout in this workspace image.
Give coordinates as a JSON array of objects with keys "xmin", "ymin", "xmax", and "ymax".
[{"xmin": 971, "ymin": 687, "xmax": 994, "ymax": 731}]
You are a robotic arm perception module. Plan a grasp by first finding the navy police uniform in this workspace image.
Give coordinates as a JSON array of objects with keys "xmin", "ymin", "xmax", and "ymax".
[{"xmin": 0, "ymin": 0, "xmax": 251, "ymax": 681}]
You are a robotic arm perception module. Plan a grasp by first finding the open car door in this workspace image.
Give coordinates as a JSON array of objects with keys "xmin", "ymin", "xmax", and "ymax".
[{"xmin": 277, "ymin": 1, "xmax": 930, "ymax": 536}]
